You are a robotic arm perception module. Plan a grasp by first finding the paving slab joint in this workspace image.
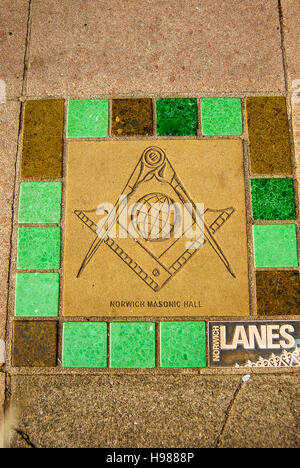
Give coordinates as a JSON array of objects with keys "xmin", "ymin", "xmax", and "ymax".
[
  {"xmin": 214, "ymin": 376, "xmax": 248, "ymax": 448},
  {"xmin": 277, "ymin": 0, "xmax": 288, "ymax": 93},
  {"xmin": 21, "ymin": 0, "xmax": 33, "ymax": 97},
  {"xmin": 15, "ymin": 429, "xmax": 36, "ymax": 448}
]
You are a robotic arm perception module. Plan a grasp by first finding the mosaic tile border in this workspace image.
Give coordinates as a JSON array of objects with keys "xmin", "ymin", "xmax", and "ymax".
[{"xmin": 8, "ymin": 95, "xmax": 300, "ymax": 371}]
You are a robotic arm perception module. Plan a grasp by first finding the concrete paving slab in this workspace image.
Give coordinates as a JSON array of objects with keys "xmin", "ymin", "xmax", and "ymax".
[
  {"xmin": 0, "ymin": 102, "xmax": 20, "ymax": 345},
  {"xmin": 27, "ymin": 0, "xmax": 285, "ymax": 97},
  {"xmin": 8, "ymin": 374, "xmax": 241, "ymax": 448},
  {"xmin": 0, "ymin": 0, "xmax": 28, "ymax": 98},
  {"xmin": 220, "ymin": 374, "xmax": 300, "ymax": 448}
]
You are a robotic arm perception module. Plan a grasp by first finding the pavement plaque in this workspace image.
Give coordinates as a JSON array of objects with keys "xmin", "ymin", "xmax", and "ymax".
[
  {"xmin": 63, "ymin": 140, "xmax": 249, "ymax": 317},
  {"xmin": 11, "ymin": 96, "xmax": 299, "ymax": 369},
  {"xmin": 208, "ymin": 320, "xmax": 300, "ymax": 368}
]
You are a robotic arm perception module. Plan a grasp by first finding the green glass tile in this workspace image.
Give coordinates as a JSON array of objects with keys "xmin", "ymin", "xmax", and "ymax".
[
  {"xmin": 17, "ymin": 226, "xmax": 61, "ymax": 270},
  {"xmin": 110, "ymin": 322, "xmax": 155, "ymax": 368},
  {"xmin": 12, "ymin": 320, "xmax": 58, "ymax": 367},
  {"xmin": 18, "ymin": 182, "xmax": 62, "ymax": 223},
  {"xmin": 111, "ymin": 98, "xmax": 153, "ymax": 136},
  {"xmin": 160, "ymin": 321, "xmax": 206, "ymax": 368},
  {"xmin": 15, "ymin": 273, "xmax": 60, "ymax": 317},
  {"xmin": 156, "ymin": 98, "xmax": 198, "ymax": 136},
  {"xmin": 246, "ymin": 97, "xmax": 292, "ymax": 175},
  {"xmin": 62, "ymin": 322, "xmax": 107, "ymax": 368},
  {"xmin": 201, "ymin": 98, "xmax": 242, "ymax": 135},
  {"xmin": 21, "ymin": 99, "xmax": 64, "ymax": 179},
  {"xmin": 251, "ymin": 178, "xmax": 296, "ymax": 220},
  {"xmin": 67, "ymin": 99, "xmax": 109, "ymax": 138},
  {"xmin": 253, "ymin": 224, "xmax": 298, "ymax": 268}
]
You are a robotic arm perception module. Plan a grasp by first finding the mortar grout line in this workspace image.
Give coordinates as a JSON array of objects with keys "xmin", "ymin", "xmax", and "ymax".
[
  {"xmin": 156, "ymin": 321, "xmax": 160, "ymax": 368},
  {"xmin": 152, "ymin": 98, "xmax": 157, "ymax": 137},
  {"xmin": 108, "ymin": 99, "xmax": 112, "ymax": 137},
  {"xmin": 242, "ymin": 137, "xmax": 256, "ymax": 317},
  {"xmin": 11, "ymin": 315, "xmax": 300, "ymax": 321},
  {"xmin": 197, "ymin": 97, "xmax": 202, "ymax": 137},
  {"xmin": 5, "ymin": 366, "xmax": 300, "ymax": 376},
  {"xmin": 107, "ymin": 322, "xmax": 110, "ymax": 369},
  {"xmin": 17, "ymin": 90, "xmax": 290, "ymax": 101}
]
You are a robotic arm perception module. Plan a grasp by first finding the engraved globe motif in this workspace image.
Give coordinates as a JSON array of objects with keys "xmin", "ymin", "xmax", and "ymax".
[{"xmin": 131, "ymin": 193, "xmax": 179, "ymax": 242}]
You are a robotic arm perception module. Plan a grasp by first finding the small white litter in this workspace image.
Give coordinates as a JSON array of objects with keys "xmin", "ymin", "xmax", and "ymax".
[{"xmin": 0, "ymin": 340, "xmax": 6, "ymax": 364}]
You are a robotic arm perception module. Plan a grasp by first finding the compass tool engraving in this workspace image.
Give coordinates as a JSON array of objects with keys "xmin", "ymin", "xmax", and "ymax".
[{"xmin": 75, "ymin": 146, "xmax": 236, "ymax": 291}]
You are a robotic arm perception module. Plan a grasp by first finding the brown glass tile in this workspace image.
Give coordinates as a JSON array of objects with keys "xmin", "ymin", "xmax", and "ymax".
[
  {"xmin": 246, "ymin": 97, "xmax": 292, "ymax": 175},
  {"xmin": 21, "ymin": 99, "xmax": 64, "ymax": 179},
  {"xmin": 256, "ymin": 271, "xmax": 300, "ymax": 316},
  {"xmin": 111, "ymin": 98, "xmax": 153, "ymax": 136},
  {"xmin": 12, "ymin": 320, "xmax": 58, "ymax": 367}
]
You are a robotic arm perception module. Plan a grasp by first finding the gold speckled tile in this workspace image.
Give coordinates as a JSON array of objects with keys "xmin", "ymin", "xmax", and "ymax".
[
  {"xmin": 111, "ymin": 98, "xmax": 153, "ymax": 136},
  {"xmin": 21, "ymin": 99, "xmax": 64, "ymax": 179},
  {"xmin": 246, "ymin": 96, "xmax": 292, "ymax": 175}
]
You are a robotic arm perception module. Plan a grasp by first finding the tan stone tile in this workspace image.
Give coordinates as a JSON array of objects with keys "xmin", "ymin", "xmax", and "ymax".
[
  {"xmin": 27, "ymin": 0, "xmax": 285, "ymax": 96},
  {"xmin": 63, "ymin": 140, "xmax": 249, "ymax": 317},
  {"xmin": 0, "ymin": 102, "xmax": 20, "ymax": 341},
  {"xmin": 281, "ymin": 0, "xmax": 300, "ymax": 87},
  {"xmin": 0, "ymin": 0, "xmax": 28, "ymax": 98}
]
